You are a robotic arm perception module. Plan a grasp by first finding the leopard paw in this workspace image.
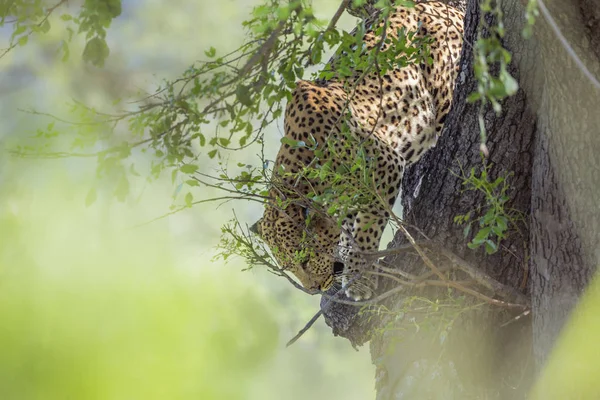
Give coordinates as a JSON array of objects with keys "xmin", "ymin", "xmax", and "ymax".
[
  {"xmin": 345, "ymin": 285, "xmax": 373, "ymax": 301},
  {"xmin": 340, "ymin": 262, "xmax": 379, "ymax": 301}
]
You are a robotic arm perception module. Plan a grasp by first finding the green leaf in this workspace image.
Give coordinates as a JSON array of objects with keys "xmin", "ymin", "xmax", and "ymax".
[
  {"xmin": 107, "ymin": 0, "xmax": 122, "ymax": 17},
  {"xmin": 204, "ymin": 46, "xmax": 216, "ymax": 58},
  {"xmin": 467, "ymin": 92, "xmax": 481, "ymax": 103},
  {"xmin": 208, "ymin": 149, "xmax": 218, "ymax": 159},
  {"xmin": 491, "ymin": 225, "xmax": 506, "ymax": 238},
  {"xmin": 484, "ymin": 240, "xmax": 498, "ymax": 254},
  {"xmin": 82, "ymin": 37, "xmax": 110, "ymax": 67},
  {"xmin": 327, "ymin": 204, "xmax": 338, "ymax": 215},
  {"xmin": 85, "ymin": 188, "xmax": 97, "ymax": 207},
  {"xmin": 502, "ymin": 73, "xmax": 519, "ymax": 96},
  {"xmin": 12, "ymin": 25, "xmax": 27, "ymax": 37},
  {"xmin": 17, "ymin": 35, "xmax": 28, "ymax": 46},
  {"xmin": 482, "ymin": 209, "xmax": 495, "ymax": 225},
  {"xmin": 236, "ymin": 85, "xmax": 253, "ymax": 107},
  {"xmin": 40, "ymin": 19, "xmax": 51, "ymax": 34},
  {"xmin": 129, "ymin": 163, "xmax": 140, "ymax": 177},
  {"xmin": 180, "ymin": 164, "xmax": 199, "ymax": 174},
  {"xmin": 185, "ymin": 192, "xmax": 193, "ymax": 207},
  {"xmin": 496, "ymin": 216, "xmax": 508, "ymax": 231},
  {"xmin": 467, "ymin": 241, "xmax": 481, "ymax": 249},
  {"xmin": 472, "ymin": 227, "xmax": 492, "ymax": 244},
  {"xmin": 463, "ymin": 223, "xmax": 471, "ymax": 238},
  {"xmin": 280, "ymin": 137, "xmax": 306, "ymax": 148}
]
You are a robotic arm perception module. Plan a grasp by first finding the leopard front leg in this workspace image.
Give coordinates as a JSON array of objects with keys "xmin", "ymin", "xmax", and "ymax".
[{"xmin": 338, "ymin": 209, "xmax": 391, "ymax": 300}]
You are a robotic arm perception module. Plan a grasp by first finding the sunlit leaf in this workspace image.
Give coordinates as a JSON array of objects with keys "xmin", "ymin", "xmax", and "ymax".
[{"xmin": 82, "ymin": 37, "xmax": 110, "ymax": 67}]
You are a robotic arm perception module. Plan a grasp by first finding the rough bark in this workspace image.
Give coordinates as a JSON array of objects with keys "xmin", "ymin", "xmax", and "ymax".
[{"xmin": 528, "ymin": 0, "xmax": 600, "ymax": 366}]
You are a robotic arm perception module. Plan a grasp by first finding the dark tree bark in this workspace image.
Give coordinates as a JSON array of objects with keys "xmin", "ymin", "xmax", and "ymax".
[{"xmin": 321, "ymin": 0, "xmax": 600, "ymax": 398}]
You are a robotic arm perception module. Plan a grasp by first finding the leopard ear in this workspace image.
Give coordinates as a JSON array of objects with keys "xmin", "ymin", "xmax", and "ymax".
[{"xmin": 249, "ymin": 220, "xmax": 262, "ymax": 236}]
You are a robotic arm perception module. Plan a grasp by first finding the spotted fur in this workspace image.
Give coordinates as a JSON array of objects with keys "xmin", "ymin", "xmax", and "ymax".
[{"xmin": 252, "ymin": 2, "xmax": 464, "ymax": 300}]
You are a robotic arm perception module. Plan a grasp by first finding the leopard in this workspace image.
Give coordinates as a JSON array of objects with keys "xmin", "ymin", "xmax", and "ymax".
[{"xmin": 251, "ymin": 1, "xmax": 465, "ymax": 300}]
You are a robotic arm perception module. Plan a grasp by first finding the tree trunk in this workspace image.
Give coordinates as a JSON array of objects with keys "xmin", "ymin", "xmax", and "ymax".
[
  {"xmin": 527, "ymin": 0, "xmax": 600, "ymax": 367},
  {"xmin": 321, "ymin": 0, "xmax": 600, "ymax": 398}
]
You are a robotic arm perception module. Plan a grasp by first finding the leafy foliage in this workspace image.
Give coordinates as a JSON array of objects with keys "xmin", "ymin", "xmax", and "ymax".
[
  {"xmin": 453, "ymin": 162, "xmax": 524, "ymax": 255},
  {"xmin": 0, "ymin": 0, "xmax": 121, "ymax": 63},
  {"xmin": 522, "ymin": 0, "xmax": 539, "ymax": 39},
  {"xmin": 10, "ymin": 0, "xmax": 342, "ymax": 202},
  {"xmin": 467, "ymin": 0, "xmax": 519, "ymax": 147}
]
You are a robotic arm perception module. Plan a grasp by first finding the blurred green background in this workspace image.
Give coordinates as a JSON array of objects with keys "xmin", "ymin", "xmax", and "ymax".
[{"xmin": 0, "ymin": 1, "xmax": 375, "ymax": 399}]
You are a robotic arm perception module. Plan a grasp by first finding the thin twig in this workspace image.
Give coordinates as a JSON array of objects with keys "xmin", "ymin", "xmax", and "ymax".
[
  {"xmin": 397, "ymin": 224, "xmax": 448, "ymax": 281},
  {"xmin": 0, "ymin": 0, "xmax": 68, "ymax": 59},
  {"xmin": 286, "ymin": 272, "xmax": 363, "ymax": 347},
  {"xmin": 438, "ymin": 248, "xmax": 530, "ymax": 306},
  {"xmin": 326, "ymin": 0, "xmax": 352, "ymax": 32},
  {"xmin": 129, "ymin": 195, "xmax": 265, "ymax": 229},
  {"xmin": 286, "ymin": 310, "xmax": 324, "ymax": 347}
]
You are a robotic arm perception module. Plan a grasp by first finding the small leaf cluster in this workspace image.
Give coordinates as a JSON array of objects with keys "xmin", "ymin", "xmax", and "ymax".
[
  {"xmin": 1, "ymin": 0, "xmax": 53, "ymax": 50},
  {"xmin": 277, "ymin": 130, "xmax": 383, "ymax": 226},
  {"xmin": 12, "ymin": 0, "xmax": 322, "ymax": 202},
  {"xmin": 469, "ymin": 0, "xmax": 518, "ymax": 111},
  {"xmin": 322, "ymin": 3, "xmax": 433, "ymax": 82},
  {"xmin": 522, "ymin": 0, "xmax": 539, "ymax": 40},
  {"xmin": 78, "ymin": 0, "xmax": 122, "ymax": 67},
  {"xmin": 468, "ymin": 0, "xmax": 521, "ymax": 146},
  {"xmin": 453, "ymin": 162, "xmax": 523, "ymax": 255},
  {"xmin": 215, "ymin": 217, "xmax": 312, "ymax": 294},
  {"xmin": 216, "ymin": 218, "xmax": 273, "ymax": 267},
  {"xmin": 0, "ymin": 0, "xmax": 121, "ymax": 65}
]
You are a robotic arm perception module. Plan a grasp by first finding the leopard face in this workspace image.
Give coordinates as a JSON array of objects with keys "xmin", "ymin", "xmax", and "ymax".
[{"xmin": 253, "ymin": 203, "xmax": 343, "ymax": 292}]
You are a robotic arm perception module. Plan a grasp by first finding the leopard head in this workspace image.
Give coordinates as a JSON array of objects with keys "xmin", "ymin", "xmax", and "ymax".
[{"xmin": 251, "ymin": 202, "xmax": 343, "ymax": 292}]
